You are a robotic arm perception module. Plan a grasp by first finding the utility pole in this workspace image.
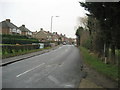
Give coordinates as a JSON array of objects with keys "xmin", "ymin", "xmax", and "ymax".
[{"xmin": 50, "ymin": 16, "xmax": 59, "ymax": 33}]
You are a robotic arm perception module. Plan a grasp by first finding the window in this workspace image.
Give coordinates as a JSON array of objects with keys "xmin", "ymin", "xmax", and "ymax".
[
  {"xmin": 17, "ymin": 29, "xmax": 21, "ymax": 34},
  {"xmin": 10, "ymin": 28, "xmax": 12, "ymax": 32},
  {"xmin": 12, "ymin": 28, "xmax": 17, "ymax": 32}
]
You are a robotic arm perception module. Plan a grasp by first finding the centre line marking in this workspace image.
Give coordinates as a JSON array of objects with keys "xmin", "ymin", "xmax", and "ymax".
[{"xmin": 16, "ymin": 63, "xmax": 45, "ymax": 77}]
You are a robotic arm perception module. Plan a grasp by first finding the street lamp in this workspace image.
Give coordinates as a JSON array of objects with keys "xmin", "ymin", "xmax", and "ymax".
[{"xmin": 50, "ymin": 16, "xmax": 59, "ymax": 33}]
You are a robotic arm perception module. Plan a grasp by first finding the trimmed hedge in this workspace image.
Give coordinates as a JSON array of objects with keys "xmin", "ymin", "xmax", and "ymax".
[
  {"xmin": 2, "ymin": 34, "xmax": 29, "ymax": 39},
  {"xmin": 2, "ymin": 44, "xmax": 40, "ymax": 55},
  {"xmin": 2, "ymin": 38, "xmax": 39, "ymax": 44},
  {"xmin": 1, "ymin": 34, "xmax": 39, "ymax": 44}
]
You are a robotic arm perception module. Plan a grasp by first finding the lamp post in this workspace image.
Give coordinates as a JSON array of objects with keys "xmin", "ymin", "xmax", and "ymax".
[{"xmin": 50, "ymin": 16, "xmax": 59, "ymax": 33}]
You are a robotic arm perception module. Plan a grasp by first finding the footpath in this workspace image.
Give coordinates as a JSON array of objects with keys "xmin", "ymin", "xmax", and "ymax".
[
  {"xmin": 79, "ymin": 50, "xmax": 118, "ymax": 89},
  {"xmin": 1, "ymin": 45, "xmax": 61, "ymax": 66},
  {"xmin": 79, "ymin": 63, "xmax": 118, "ymax": 89}
]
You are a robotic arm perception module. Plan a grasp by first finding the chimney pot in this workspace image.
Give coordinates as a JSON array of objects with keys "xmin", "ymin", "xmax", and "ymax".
[
  {"xmin": 22, "ymin": 25, "xmax": 25, "ymax": 27},
  {"xmin": 40, "ymin": 28, "xmax": 43, "ymax": 31},
  {"xmin": 6, "ymin": 19, "xmax": 10, "ymax": 22}
]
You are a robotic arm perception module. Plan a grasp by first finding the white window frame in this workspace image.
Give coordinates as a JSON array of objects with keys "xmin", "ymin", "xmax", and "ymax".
[{"xmin": 12, "ymin": 28, "xmax": 17, "ymax": 33}]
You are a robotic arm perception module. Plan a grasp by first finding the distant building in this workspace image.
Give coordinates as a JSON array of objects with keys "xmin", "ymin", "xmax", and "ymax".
[
  {"xmin": 19, "ymin": 25, "xmax": 32, "ymax": 36},
  {"xmin": 60, "ymin": 34, "xmax": 67, "ymax": 42},
  {"xmin": 52, "ymin": 32, "xmax": 60, "ymax": 42},
  {"xmin": 0, "ymin": 19, "xmax": 21, "ymax": 35},
  {"xmin": 32, "ymin": 28, "xmax": 52, "ymax": 42},
  {"xmin": 68, "ymin": 38, "xmax": 76, "ymax": 44}
]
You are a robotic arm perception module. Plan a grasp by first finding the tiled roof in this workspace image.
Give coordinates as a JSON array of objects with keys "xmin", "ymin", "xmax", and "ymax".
[
  {"xmin": 1, "ymin": 20, "xmax": 18, "ymax": 29},
  {"xmin": 19, "ymin": 25, "xmax": 31, "ymax": 32}
]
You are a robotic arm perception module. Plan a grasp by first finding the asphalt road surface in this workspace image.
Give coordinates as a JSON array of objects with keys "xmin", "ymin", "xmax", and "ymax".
[{"xmin": 2, "ymin": 45, "xmax": 83, "ymax": 88}]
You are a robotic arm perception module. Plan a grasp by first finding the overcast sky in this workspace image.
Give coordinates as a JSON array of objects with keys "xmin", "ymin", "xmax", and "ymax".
[{"xmin": 0, "ymin": 0, "xmax": 86, "ymax": 38}]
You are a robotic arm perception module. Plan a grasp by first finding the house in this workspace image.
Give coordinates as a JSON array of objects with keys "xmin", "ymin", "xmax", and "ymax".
[
  {"xmin": 68, "ymin": 38, "xmax": 75, "ymax": 44},
  {"xmin": 60, "ymin": 34, "xmax": 67, "ymax": 42},
  {"xmin": 52, "ymin": 32, "xmax": 59, "ymax": 42},
  {"xmin": 19, "ymin": 25, "xmax": 32, "ymax": 36},
  {"xmin": 0, "ymin": 19, "xmax": 21, "ymax": 35},
  {"xmin": 32, "ymin": 28, "xmax": 52, "ymax": 42}
]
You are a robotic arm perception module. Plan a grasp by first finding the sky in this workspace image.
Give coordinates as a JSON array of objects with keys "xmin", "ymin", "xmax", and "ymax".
[{"xmin": 0, "ymin": 0, "xmax": 86, "ymax": 38}]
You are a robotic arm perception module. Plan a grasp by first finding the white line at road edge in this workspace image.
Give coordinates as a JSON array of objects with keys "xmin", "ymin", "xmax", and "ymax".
[{"xmin": 16, "ymin": 63, "xmax": 45, "ymax": 77}]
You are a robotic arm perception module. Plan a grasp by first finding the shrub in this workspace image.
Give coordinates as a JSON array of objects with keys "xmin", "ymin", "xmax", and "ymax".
[{"xmin": 82, "ymin": 37, "xmax": 92, "ymax": 49}]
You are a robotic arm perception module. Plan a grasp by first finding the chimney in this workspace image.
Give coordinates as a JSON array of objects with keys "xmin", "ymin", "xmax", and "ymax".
[
  {"xmin": 6, "ymin": 19, "xmax": 10, "ymax": 22},
  {"xmin": 22, "ymin": 25, "xmax": 25, "ymax": 27},
  {"xmin": 40, "ymin": 28, "xmax": 43, "ymax": 31}
]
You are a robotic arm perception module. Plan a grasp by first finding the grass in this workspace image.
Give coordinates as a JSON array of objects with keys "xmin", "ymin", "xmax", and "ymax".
[
  {"xmin": 80, "ymin": 47, "xmax": 119, "ymax": 81},
  {"xmin": 2, "ymin": 47, "xmax": 51, "ymax": 59}
]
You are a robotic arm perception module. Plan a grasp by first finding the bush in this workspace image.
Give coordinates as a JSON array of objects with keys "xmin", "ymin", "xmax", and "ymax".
[{"xmin": 82, "ymin": 37, "xmax": 92, "ymax": 49}]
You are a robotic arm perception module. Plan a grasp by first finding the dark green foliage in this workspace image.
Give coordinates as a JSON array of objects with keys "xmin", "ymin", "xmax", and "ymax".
[
  {"xmin": 82, "ymin": 37, "xmax": 92, "ymax": 49},
  {"xmin": 79, "ymin": 2, "xmax": 120, "ymax": 64},
  {"xmin": 75, "ymin": 27, "xmax": 83, "ymax": 37},
  {"xmin": 75, "ymin": 27, "xmax": 84, "ymax": 46},
  {"xmin": 1, "ymin": 34, "xmax": 39, "ymax": 44},
  {"xmin": 2, "ymin": 44, "xmax": 40, "ymax": 55},
  {"xmin": 2, "ymin": 45, "xmax": 51, "ymax": 59}
]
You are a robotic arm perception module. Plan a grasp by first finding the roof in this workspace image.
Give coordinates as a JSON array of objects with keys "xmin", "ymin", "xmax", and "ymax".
[
  {"xmin": 19, "ymin": 25, "xmax": 31, "ymax": 32},
  {"xmin": 1, "ymin": 20, "xmax": 18, "ymax": 29}
]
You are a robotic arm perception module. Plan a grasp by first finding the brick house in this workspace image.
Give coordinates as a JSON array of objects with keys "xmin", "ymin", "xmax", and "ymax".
[
  {"xmin": 0, "ymin": 19, "xmax": 21, "ymax": 35},
  {"xmin": 32, "ymin": 28, "xmax": 52, "ymax": 42},
  {"xmin": 68, "ymin": 38, "xmax": 75, "ymax": 44},
  {"xmin": 52, "ymin": 32, "xmax": 59, "ymax": 42},
  {"xmin": 19, "ymin": 25, "xmax": 32, "ymax": 36},
  {"xmin": 60, "ymin": 34, "xmax": 66, "ymax": 42}
]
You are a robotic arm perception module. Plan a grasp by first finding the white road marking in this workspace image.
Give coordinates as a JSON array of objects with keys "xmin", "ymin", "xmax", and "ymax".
[
  {"xmin": 64, "ymin": 84, "xmax": 74, "ymax": 88},
  {"xmin": 46, "ymin": 65, "xmax": 52, "ymax": 68},
  {"xmin": 16, "ymin": 63, "xmax": 45, "ymax": 77},
  {"xmin": 48, "ymin": 75, "xmax": 60, "ymax": 84}
]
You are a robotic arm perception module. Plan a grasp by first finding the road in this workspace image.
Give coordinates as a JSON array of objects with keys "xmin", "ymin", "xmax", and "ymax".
[{"xmin": 2, "ymin": 45, "xmax": 83, "ymax": 88}]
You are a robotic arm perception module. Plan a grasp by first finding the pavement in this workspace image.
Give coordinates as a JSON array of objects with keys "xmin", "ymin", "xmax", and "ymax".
[
  {"xmin": 2, "ymin": 45, "xmax": 84, "ymax": 88},
  {"xmin": 79, "ymin": 63, "xmax": 118, "ymax": 89},
  {"xmin": 79, "ymin": 79, "xmax": 103, "ymax": 88}
]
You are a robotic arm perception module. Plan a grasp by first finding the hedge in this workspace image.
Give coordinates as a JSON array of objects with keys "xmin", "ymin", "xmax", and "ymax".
[
  {"xmin": 1, "ymin": 34, "xmax": 39, "ymax": 44},
  {"xmin": 2, "ymin": 44, "xmax": 40, "ymax": 55},
  {"xmin": 2, "ymin": 38, "xmax": 39, "ymax": 44},
  {"xmin": 2, "ymin": 34, "xmax": 29, "ymax": 39}
]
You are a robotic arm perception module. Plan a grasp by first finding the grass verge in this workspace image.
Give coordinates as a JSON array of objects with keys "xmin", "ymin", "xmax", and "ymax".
[
  {"xmin": 80, "ymin": 47, "xmax": 119, "ymax": 82},
  {"xmin": 2, "ymin": 47, "xmax": 51, "ymax": 59}
]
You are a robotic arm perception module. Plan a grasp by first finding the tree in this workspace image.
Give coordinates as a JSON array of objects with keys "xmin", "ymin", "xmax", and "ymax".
[
  {"xmin": 75, "ymin": 27, "xmax": 84, "ymax": 46},
  {"xmin": 80, "ymin": 2, "xmax": 120, "ymax": 64}
]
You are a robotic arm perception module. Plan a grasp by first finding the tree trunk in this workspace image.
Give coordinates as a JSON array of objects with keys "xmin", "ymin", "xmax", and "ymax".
[
  {"xmin": 104, "ymin": 43, "xmax": 109, "ymax": 64},
  {"xmin": 76, "ymin": 37, "xmax": 80, "ymax": 47},
  {"xmin": 77, "ymin": 37, "xmax": 80, "ymax": 46},
  {"xmin": 111, "ymin": 44, "xmax": 115, "ymax": 64}
]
